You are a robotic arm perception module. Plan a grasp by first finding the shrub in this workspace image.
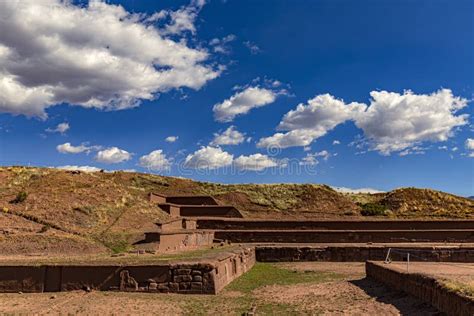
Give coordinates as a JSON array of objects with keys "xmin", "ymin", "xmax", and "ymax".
[
  {"xmin": 10, "ymin": 191, "xmax": 28, "ymax": 204},
  {"xmin": 359, "ymin": 202, "xmax": 387, "ymax": 216}
]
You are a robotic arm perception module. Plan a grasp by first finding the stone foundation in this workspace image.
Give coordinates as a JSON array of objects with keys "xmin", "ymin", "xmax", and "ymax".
[
  {"xmin": 215, "ymin": 229, "xmax": 474, "ymax": 243},
  {"xmin": 256, "ymin": 245, "xmax": 474, "ymax": 262},
  {"xmin": 0, "ymin": 247, "xmax": 255, "ymax": 294},
  {"xmin": 196, "ymin": 219, "xmax": 474, "ymax": 230},
  {"xmin": 366, "ymin": 261, "xmax": 474, "ymax": 316},
  {"xmin": 142, "ymin": 230, "xmax": 215, "ymax": 252}
]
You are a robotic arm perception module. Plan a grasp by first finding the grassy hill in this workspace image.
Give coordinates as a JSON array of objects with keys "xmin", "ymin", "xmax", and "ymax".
[{"xmin": 1, "ymin": 166, "xmax": 473, "ymax": 255}]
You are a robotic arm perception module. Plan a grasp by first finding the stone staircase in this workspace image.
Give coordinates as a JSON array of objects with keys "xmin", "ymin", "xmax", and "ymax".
[
  {"xmin": 134, "ymin": 193, "xmax": 243, "ymax": 252},
  {"xmin": 150, "ymin": 193, "xmax": 243, "ymax": 218}
]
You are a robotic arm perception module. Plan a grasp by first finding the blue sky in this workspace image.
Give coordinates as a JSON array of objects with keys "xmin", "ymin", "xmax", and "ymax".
[{"xmin": 0, "ymin": 0, "xmax": 473, "ymax": 196}]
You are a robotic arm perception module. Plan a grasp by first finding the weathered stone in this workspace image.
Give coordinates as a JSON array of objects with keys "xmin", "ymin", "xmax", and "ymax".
[
  {"xmin": 148, "ymin": 282, "xmax": 158, "ymax": 290},
  {"xmin": 193, "ymin": 275, "xmax": 202, "ymax": 282},
  {"xmin": 174, "ymin": 275, "xmax": 193, "ymax": 282},
  {"xmin": 182, "ymin": 275, "xmax": 193, "ymax": 282},
  {"xmin": 191, "ymin": 282, "xmax": 202, "ymax": 290},
  {"xmin": 119, "ymin": 270, "xmax": 138, "ymax": 291},
  {"xmin": 169, "ymin": 282, "xmax": 179, "ymax": 292},
  {"xmin": 176, "ymin": 268, "xmax": 192, "ymax": 275},
  {"xmin": 157, "ymin": 284, "xmax": 169, "ymax": 292},
  {"xmin": 191, "ymin": 270, "xmax": 202, "ymax": 275},
  {"xmin": 179, "ymin": 282, "xmax": 191, "ymax": 290}
]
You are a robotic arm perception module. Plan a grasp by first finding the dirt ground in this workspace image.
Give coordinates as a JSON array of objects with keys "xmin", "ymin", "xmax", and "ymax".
[
  {"xmin": 387, "ymin": 261, "xmax": 474, "ymax": 296},
  {"xmin": 0, "ymin": 262, "xmax": 440, "ymax": 315}
]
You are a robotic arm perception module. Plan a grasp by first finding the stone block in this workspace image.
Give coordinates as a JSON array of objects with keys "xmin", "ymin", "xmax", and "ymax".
[
  {"xmin": 169, "ymin": 282, "xmax": 179, "ymax": 292},
  {"xmin": 176, "ymin": 269, "xmax": 192, "ymax": 275},
  {"xmin": 191, "ymin": 282, "xmax": 202, "ymax": 290},
  {"xmin": 179, "ymin": 282, "xmax": 191, "ymax": 290},
  {"xmin": 158, "ymin": 284, "xmax": 169, "ymax": 292}
]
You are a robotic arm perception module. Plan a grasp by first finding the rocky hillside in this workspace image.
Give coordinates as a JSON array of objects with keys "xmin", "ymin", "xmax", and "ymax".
[{"xmin": 1, "ymin": 166, "xmax": 473, "ymax": 255}]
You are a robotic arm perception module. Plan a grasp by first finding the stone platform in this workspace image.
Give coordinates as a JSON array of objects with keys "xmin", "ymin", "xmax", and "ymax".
[{"xmin": 366, "ymin": 261, "xmax": 474, "ymax": 316}]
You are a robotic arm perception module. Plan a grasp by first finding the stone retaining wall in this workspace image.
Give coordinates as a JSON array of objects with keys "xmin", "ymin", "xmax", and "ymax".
[
  {"xmin": 0, "ymin": 247, "xmax": 255, "ymax": 295},
  {"xmin": 366, "ymin": 261, "xmax": 474, "ymax": 316},
  {"xmin": 197, "ymin": 219, "xmax": 474, "ymax": 230},
  {"xmin": 143, "ymin": 231, "xmax": 214, "ymax": 252},
  {"xmin": 215, "ymin": 229, "xmax": 474, "ymax": 243},
  {"xmin": 256, "ymin": 246, "xmax": 474, "ymax": 262}
]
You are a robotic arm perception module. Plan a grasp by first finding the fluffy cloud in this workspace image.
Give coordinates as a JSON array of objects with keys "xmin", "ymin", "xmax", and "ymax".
[
  {"xmin": 354, "ymin": 89, "xmax": 468, "ymax": 155},
  {"xmin": 465, "ymin": 138, "xmax": 474, "ymax": 150},
  {"xmin": 213, "ymin": 87, "xmax": 277, "ymax": 122},
  {"xmin": 299, "ymin": 154, "xmax": 319, "ymax": 166},
  {"xmin": 151, "ymin": 0, "xmax": 206, "ymax": 36},
  {"xmin": 95, "ymin": 147, "xmax": 131, "ymax": 164},
  {"xmin": 139, "ymin": 149, "xmax": 172, "ymax": 171},
  {"xmin": 184, "ymin": 146, "xmax": 233, "ymax": 169},
  {"xmin": 332, "ymin": 187, "xmax": 384, "ymax": 194},
  {"xmin": 299, "ymin": 150, "xmax": 330, "ymax": 166},
  {"xmin": 46, "ymin": 122, "xmax": 70, "ymax": 134},
  {"xmin": 465, "ymin": 138, "xmax": 474, "ymax": 157},
  {"xmin": 210, "ymin": 126, "xmax": 245, "ymax": 146},
  {"xmin": 243, "ymin": 41, "xmax": 261, "ymax": 54},
  {"xmin": 314, "ymin": 150, "xmax": 330, "ymax": 161},
  {"xmin": 234, "ymin": 154, "xmax": 277, "ymax": 171},
  {"xmin": 257, "ymin": 94, "xmax": 365, "ymax": 149},
  {"xmin": 258, "ymin": 89, "xmax": 468, "ymax": 155},
  {"xmin": 333, "ymin": 140, "xmax": 340, "ymax": 145},
  {"xmin": 56, "ymin": 165, "xmax": 101, "ymax": 172},
  {"xmin": 57, "ymin": 142, "xmax": 93, "ymax": 154},
  {"xmin": 0, "ymin": 0, "xmax": 219, "ymax": 118},
  {"xmin": 165, "ymin": 136, "xmax": 179, "ymax": 143},
  {"xmin": 209, "ymin": 34, "xmax": 236, "ymax": 54}
]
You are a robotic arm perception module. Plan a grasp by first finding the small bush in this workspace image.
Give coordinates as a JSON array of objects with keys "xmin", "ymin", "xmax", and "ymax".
[
  {"xmin": 359, "ymin": 202, "xmax": 387, "ymax": 216},
  {"xmin": 10, "ymin": 191, "xmax": 28, "ymax": 204}
]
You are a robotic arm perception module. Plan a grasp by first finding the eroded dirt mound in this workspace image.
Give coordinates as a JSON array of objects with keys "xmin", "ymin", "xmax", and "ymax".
[
  {"xmin": 1, "ymin": 166, "xmax": 473, "ymax": 254},
  {"xmin": 380, "ymin": 188, "xmax": 474, "ymax": 218},
  {"xmin": 201, "ymin": 183, "xmax": 360, "ymax": 218},
  {"xmin": 0, "ymin": 167, "xmax": 175, "ymax": 254}
]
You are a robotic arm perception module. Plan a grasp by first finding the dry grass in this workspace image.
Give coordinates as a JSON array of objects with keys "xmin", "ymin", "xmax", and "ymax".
[
  {"xmin": 1, "ymin": 166, "xmax": 473, "ymax": 255},
  {"xmin": 442, "ymin": 279, "xmax": 474, "ymax": 298}
]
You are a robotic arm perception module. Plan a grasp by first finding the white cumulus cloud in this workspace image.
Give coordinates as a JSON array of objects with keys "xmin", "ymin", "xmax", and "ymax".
[
  {"xmin": 165, "ymin": 136, "xmax": 179, "ymax": 143},
  {"xmin": 184, "ymin": 146, "xmax": 233, "ymax": 169},
  {"xmin": 257, "ymin": 94, "xmax": 365, "ymax": 149},
  {"xmin": 95, "ymin": 147, "xmax": 131, "ymax": 164},
  {"xmin": 0, "ymin": 0, "xmax": 219, "ymax": 118},
  {"xmin": 299, "ymin": 151, "xmax": 330, "ymax": 166},
  {"xmin": 57, "ymin": 142, "xmax": 93, "ymax": 154},
  {"xmin": 151, "ymin": 0, "xmax": 206, "ymax": 36},
  {"xmin": 299, "ymin": 153, "xmax": 319, "ymax": 166},
  {"xmin": 258, "ymin": 89, "xmax": 468, "ymax": 155},
  {"xmin": 46, "ymin": 122, "xmax": 70, "ymax": 134},
  {"xmin": 333, "ymin": 187, "xmax": 385, "ymax": 194},
  {"xmin": 234, "ymin": 153, "xmax": 277, "ymax": 171},
  {"xmin": 139, "ymin": 149, "xmax": 172, "ymax": 171},
  {"xmin": 354, "ymin": 89, "xmax": 468, "ymax": 155},
  {"xmin": 465, "ymin": 138, "xmax": 474, "ymax": 157},
  {"xmin": 210, "ymin": 126, "xmax": 245, "ymax": 146},
  {"xmin": 213, "ymin": 87, "xmax": 277, "ymax": 122},
  {"xmin": 56, "ymin": 165, "xmax": 101, "ymax": 172},
  {"xmin": 465, "ymin": 138, "xmax": 474, "ymax": 150}
]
